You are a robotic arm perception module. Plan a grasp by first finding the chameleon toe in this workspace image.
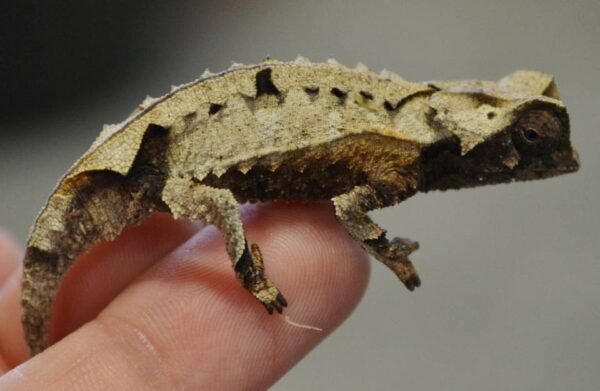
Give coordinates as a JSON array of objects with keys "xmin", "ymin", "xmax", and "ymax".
[
  {"xmin": 403, "ymin": 273, "xmax": 421, "ymax": 291},
  {"xmin": 261, "ymin": 291, "xmax": 287, "ymax": 314},
  {"xmin": 277, "ymin": 292, "xmax": 288, "ymax": 308}
]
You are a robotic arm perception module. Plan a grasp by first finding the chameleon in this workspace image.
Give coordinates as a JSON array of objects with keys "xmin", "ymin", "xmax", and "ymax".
[{"xmin": 21, "ymin": 57, "xmax": 579, "ymax": 355}]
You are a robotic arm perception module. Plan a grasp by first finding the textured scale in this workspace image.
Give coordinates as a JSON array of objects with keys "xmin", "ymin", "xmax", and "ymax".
[{"xmin": 21, "ymin": 59, "xmax": 579, "ymax": 355}]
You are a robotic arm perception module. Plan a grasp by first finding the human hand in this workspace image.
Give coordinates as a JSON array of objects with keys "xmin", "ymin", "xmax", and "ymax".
[{"xmin": 0, "ymin": 203, "xmax": 369, "ymax": 390}]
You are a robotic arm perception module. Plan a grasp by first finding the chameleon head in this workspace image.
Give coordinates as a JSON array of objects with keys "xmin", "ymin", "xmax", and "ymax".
[
  {"xmin": 422, "ymin": 70, "xmax": 579, "ymax": 190},
  {"xmin": 505, "ymin": 107, "xmax": 579, "ymax": 181}
]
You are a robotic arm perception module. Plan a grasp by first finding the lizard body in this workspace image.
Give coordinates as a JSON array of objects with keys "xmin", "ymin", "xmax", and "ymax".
[{"xmin": 21, "ymin": 58, "xmax": 579, "ymax": 354}]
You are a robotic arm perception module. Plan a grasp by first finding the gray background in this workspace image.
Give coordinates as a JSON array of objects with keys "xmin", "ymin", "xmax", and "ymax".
[{"xmin": 1, "ymin": 0, "xmax": 599, "ymax": 389}]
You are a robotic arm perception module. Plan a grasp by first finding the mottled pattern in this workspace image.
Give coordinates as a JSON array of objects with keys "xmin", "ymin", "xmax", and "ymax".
[{"xmin": 21, "ymin": 58, "xmax": 579, "ymax": 355}]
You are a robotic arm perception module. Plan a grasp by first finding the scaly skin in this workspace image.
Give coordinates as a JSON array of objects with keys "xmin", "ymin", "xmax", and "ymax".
[{"xmin": 21, "ymin": 58, "xmax": 579, "ymax": 355}]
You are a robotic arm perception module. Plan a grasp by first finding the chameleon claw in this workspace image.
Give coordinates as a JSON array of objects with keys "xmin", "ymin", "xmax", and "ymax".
[
  {"xmin": 261, "ymin": 291, "xmax": 288, "ymax": 314},
  {"xmin": 264, "ymin": 303, "xmax": 275, "ymax": 315},
  {"xmin": 272, "ymin": 300, "xmax": 283, "ymax": 314},
  {"xmin": 403, "ymin": 273, "xmax": 421, "ymax": 291},
  {"xmin": 242, "ymin": 242, "xmax": 288, "ymax": 314},
  {"xmin": 277, "ymin": 292, "xmax": 288, "ymax": 308},
  {"xmin": 364, "ymin": 236, "xmax": 421, "ymax": 290}
]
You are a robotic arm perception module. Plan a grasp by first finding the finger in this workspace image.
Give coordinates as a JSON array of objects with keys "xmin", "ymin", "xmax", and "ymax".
[
  {"xmin": 0, "ymin": 229, "xmax": 22, "ymax": 286},
  {"xmin": 0, "ymin": 271, "xmax": 21, "ymax": 374},
  {"xmin": 0, "ymin": 213, "xmax": 201, "ymax": 368},
  {"xmin": 51, "ymin": 213, "xmax": 202, "ymax": 344},
  {"xmin": 0, "ymin": 203, "xmax": 370, "ymax": 390},
  {"xmin": 0, "ymin": 229, "xmax": 23, "ymax": 373}
]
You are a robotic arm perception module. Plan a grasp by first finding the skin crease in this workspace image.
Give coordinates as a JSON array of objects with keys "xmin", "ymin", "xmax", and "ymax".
[{"xmin": 0, "ymin": 203, "xmax": 370, "ymax": 390}]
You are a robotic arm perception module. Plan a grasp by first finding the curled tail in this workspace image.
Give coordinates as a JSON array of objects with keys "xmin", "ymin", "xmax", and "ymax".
[{"xmin": 21, "ymin": 168, "xmax": 166, "ymax": 355}]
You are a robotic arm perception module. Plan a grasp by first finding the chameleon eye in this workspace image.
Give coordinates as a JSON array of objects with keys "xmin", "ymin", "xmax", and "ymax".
[
  {"xmin": 513, "ymin": 109, "xmax": 562, "ymax": 153},
  {"xmin": 523, "ymin": 127, "xmax": 540, "ymax": 142}
]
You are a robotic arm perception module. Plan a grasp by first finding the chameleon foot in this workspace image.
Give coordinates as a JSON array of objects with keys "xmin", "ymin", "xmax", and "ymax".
[
  {"xmin": 333, "ymin": 185, "xmax": 421, "ymax": 291},
  {"xmin": 255, "ymin": 284, "xmax": 288, "ymax": 314},
  {"xmin": 366, "ymin": 236, "xmax": 421, "ymax": 291},
  {"xmin": 235, "ymin": 242, "xmax": 288, "ymax": 314}
]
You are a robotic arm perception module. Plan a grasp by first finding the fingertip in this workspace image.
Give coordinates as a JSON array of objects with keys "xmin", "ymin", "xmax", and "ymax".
[{"xmin": 246, "ymin": 202, "xmax": 371, "ymax": 334}]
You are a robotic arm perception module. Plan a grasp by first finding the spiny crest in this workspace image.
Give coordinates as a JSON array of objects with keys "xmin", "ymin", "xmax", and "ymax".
[
  {"xmin": 379, "ymin": 69, "xmax": 405, "ymax": 83},
  {"xmin": 262, "ymin": 56, "xmax": 283, "ymax": 65},
  {"xmin": 229, "ymin": 61, "xmax": 246, "ymax": 70},
  {"xmin": 101, "ymin": 123, "xmax": 118, "ymax": 134},
  {"xmin": 294, "ymin": 55, "xmax": 310, "ymax": 65},
  {"xmin": 141, "ymin": 95, "xmax": 159, "ymax": 107},
  {"xmin": 354, "ymin": 62, "xmax": 381, "ymax": 79},
  {"xmin": 201, "ymin": 68, "xmax": 214, "ymax": 78},
  {"xmin": 354, "ymin": 62, "xmax": 370, "ymax": 73},
  {"xmin": 131, "ymin": 95, "xmax": 160, "ymax": 115}
]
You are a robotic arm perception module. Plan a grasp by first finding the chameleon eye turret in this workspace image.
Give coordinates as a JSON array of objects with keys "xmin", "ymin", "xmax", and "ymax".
[
  {"xmin": 513, "ymin": 109, "xmax": 564, "ymax": 152},
  {"xmin": 511, "ymin": 108, "xmax": 579, "ymax": 181},
  {"xmin": 21, "ymin": 59, "xmax": 579, "ymax": 355}
]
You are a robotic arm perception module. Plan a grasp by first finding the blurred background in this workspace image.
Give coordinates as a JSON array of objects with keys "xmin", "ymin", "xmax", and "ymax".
[{"xmin": 1, "ymin": 0, "xmax": 599, "ymax": 389}]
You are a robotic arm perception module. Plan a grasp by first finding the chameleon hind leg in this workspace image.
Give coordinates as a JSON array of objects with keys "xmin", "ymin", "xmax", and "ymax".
[
  {"xmin": 162, "ymin": 177, "xmax": 287, "ymax": 313},
  {"xmin": 332, "ymin": 185, "xmax": 421, "ymax": 290}
]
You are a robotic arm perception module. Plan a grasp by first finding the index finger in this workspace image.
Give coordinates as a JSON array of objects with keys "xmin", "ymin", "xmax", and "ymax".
[{"xmin": 0, "ymin": 203, "xmax": 370, "ymax": 390}]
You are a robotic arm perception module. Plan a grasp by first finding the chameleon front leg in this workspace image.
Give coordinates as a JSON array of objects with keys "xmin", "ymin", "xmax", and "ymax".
[
  {"xmin": 162, "ymin": 177, "xmax": 287, "ymax": 313},
  {"xmin": 332, "ymin": 185, "xmax": 421, "ymax": 290}
]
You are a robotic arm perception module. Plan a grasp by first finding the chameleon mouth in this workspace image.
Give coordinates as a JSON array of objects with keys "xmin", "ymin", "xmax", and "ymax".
[
  {"xmin": 565, "ymin": 148, "xmax": 581, "ymax": 172},
  {"xmin": 548, "ymin": 146, "xmax": 580, "ymax": 173},
  {"xmin": 514, "ymin": 146, "xmax": 579, "ymax": 181}
]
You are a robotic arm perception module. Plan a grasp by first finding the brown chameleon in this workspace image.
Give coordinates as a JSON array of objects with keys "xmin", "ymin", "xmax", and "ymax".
[{"xmin": 21, "ymin": 58, "xmax": 579, "ymax": 355}]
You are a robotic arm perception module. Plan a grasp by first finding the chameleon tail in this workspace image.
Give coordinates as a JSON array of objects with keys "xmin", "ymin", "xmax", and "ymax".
[{"xmin": 21, "ymin": 170, "xmax": 165, "ymax": 355}]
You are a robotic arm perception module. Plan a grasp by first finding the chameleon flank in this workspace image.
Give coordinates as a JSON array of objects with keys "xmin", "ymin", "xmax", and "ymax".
[{"xmin": 21, "ymin": 58, "xmax": 579, "ymax": 355}]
